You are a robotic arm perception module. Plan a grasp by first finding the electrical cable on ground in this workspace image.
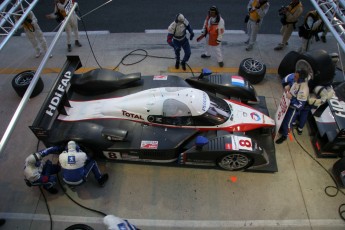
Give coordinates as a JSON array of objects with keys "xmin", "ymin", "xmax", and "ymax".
[
  {"xmin": 39, "ymin": 186, "xmax": 53, "ymax": 230},
  {"xmin": 291, "ymin": 129, "xmax": 345, "ymax": 221}
]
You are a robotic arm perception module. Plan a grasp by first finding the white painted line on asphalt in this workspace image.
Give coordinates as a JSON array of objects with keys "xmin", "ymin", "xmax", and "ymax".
[
  {"xmin": 145, "ymin": 29, "xmax": 246, "ymax": 34},
  {"xmin": 20, "ymin": 31, "xmax": 110, "ymax": 37},
  {"xmin": 1, "ymin": 212, "xmax": 345, "ymax": 228}
]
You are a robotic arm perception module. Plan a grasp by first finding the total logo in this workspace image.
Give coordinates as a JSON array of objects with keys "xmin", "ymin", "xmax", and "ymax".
[
  {"xmin": 122, "ymin": 110, "xmax": 144, "ymax": 120},
  {"xmin": 250, "ymin": 112, "xmax": 261, "ymax": 121}
]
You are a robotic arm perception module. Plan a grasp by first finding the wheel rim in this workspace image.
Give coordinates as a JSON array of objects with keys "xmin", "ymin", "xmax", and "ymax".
[
  {"xmin": 218, "ymin": 153, "xmax": 250, "ymax": 170},
  {"xmin": 15, "ymin": 72, "xmax": 34, "ymax": 86},
  {"xmin": 243, "ymin": 59, "xmax": 264, "ymax": 73},
  {"xmin": 295, "ymin": 59, "xmax": 314, "ymax": 80}
]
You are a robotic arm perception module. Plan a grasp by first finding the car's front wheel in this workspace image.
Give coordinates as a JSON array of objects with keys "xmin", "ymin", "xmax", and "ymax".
[{"xmin": 217, "ymin": 153, "xmax": 252, "ymax": 171}]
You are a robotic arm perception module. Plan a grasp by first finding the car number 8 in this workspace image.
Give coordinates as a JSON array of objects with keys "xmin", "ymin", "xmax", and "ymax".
[{"xmin": 239, "ymin": 139, "xmax": 252, "ymax": 148}]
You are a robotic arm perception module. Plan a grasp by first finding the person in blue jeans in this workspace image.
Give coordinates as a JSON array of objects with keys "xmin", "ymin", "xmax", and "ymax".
[
  {"xmin": 59, "ymin": 141, "xmax": 108, "ymax": 187},
  {"xmin": 276, "ymin": 69, "xmax": 309, "ymax": 144},
  {"xmin": 24, "ymin": 146, "xmax": 63, "ymax": 194},
  {"xmin": 167, "ymin": 13, "xmax": 194, "ymax": 71}
]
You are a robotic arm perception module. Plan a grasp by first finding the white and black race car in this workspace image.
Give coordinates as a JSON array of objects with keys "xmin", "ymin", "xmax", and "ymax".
[{"xmin": 30, "ymin": 56, "xmax": 277, "ymax": 172}]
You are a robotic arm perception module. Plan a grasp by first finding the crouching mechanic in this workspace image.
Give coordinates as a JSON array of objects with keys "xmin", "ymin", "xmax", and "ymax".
[
  {"xmin": 24, "ymin": 146, "xmax": 62, "ymax": 194},
  {"xmin": 167, "ymin": 13, "xmax": 194, "ymax": 71},
  {"xmin": 104, "ymin": 215, "xmax": 139, "ymax": 230},
  {"xmin": 59, "ymin": 141, "xmax": 108, "ymax": 187},
  {"xmin": 276, "ymin": 69, "xmax": 309, "ymax": 144}
]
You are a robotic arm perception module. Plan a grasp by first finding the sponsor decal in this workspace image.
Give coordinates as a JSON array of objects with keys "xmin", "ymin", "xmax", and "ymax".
[
  {"xmin": 250, "ymin": 112, "xmax": 261, "ymax": 121},
  {"xmin": 46, "ymin": 71, "xmax": 72, "ymax": 116},
  {"xmin": 231, "ymin": 76, "xmax": 245, "ymax": 87},
  {"xmin": 122, "ymin": 110, "xmax": 144, "ymax": 120},
  {"xmin": 202, "ymin": 92, "xmax": 207, "ymax": 111},
  {"xmin": 153, "ymin": 75, "xmax": 168, "ymax": 80},
  {"xmin": 140, "ymin": 141, "xmax": 158, "ymax": 149},
  {"xmin": 330, "ymin": 95, "xmax": 345, "ymax": 118}
]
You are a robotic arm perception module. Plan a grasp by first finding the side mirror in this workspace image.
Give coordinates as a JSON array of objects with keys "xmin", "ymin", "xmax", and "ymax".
[{"xmin": 198, "ymin": 68, "xmax": 212, "ymax": 80}]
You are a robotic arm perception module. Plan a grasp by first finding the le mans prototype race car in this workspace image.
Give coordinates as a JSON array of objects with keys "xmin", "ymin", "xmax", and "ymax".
[{"xmin": 30, "ymin": 56, "xmax": 277, "ymax": 172}]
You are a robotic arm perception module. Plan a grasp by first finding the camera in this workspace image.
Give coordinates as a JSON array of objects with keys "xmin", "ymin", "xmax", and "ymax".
[{"xmin": 278, "ymin": 6, "xmax": 287, "ymax": 16}]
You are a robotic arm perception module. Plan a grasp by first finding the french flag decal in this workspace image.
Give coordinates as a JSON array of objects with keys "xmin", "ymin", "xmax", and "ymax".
[{"xmin": 232, "ymin": 76, "xmax": 245, "ymax": 87}]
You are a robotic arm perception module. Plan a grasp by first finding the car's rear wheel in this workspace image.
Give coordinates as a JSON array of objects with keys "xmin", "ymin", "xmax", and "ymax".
[
  {"xmin": 217, "ymin": 153, "xmax": 252, "ymax": 171},
  {"xmin": 238, "ymin": 58, "xmax": 266, "ymax": 84},
  {"xmin": 12, "ymin": 70, "xmax": 44, "ymax": 98}
]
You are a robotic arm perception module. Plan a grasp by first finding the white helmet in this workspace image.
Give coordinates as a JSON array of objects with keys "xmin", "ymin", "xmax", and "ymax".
[
  {"xmin": 67, "ymin": 141, "xmax": 77, "ymax": 152},
  {"xmin": 176, "ymin": 14, "xmax": 185, "ymax": 23}
]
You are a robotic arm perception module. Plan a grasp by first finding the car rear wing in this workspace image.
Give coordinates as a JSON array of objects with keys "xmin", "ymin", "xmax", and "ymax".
[{"xmin": 30, "ymin": 56, "xmax": 82, "ymax": 141}]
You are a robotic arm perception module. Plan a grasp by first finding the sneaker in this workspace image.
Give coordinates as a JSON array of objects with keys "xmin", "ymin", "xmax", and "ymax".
[
  {"xmin": 201, "ymin": 54, "xmax": 211, "ymax": 58},
  {"xmin": 0, "ymin": 219, "xmax": 5, "ymax": 226},
  {"xmin": 321, "ymin": 35, "xmax": 326, "ymax": 43},
  {"xmin": 45, "ymin": 187, "xmax": 58, "ymax": 194},
  {"xmin": 297, "ymin": 127, "xmax": 303, "ymax": 135},
  {"xmin": 218, "ymin": 61, "xmax": 224, "ymax": 67},
  {"xmin": 35, "ymin": 51, "xmax": 41, "ymax": 58},
  {"xmin": 175, "ymin": 60, "xmax": 180, "ymax": 69},
  {"xmin": 68, "ymin": 44, "xmax": 72, "ymax": 52},
  {"xmin": 75, "ymin": 40, "xmax": 82, "ymax": 47},
  {"xmin": 274, "ymin": 44, "xmax": 284, "ymax": 51},
  {"xmin": 275, "ymin": 135, "xmax": 287, "ymax": 144},
  {"xmin": 246, "ymin": 44, "xmax": 253, "ymax": 51},
  {"xmin": 98, "ymin": 173, "xmax": 109, "ymax": 187},
  {"xmin": 181, "ymin": 61, "xmax": 186, "ymax": 71}
]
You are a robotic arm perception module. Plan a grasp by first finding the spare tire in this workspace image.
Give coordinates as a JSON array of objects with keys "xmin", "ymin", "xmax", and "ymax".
[
  {"xmin": 295, "ymin": 49, "xmax": 335, "ymax": 86},
  {"xmin": 278, "ymin": 51, "xmax": 301, "ymax": 78},
  {"xmin": 238, "ymin": 58, "xmax": 266, "ymax": 84},
  {"xmin": 12, "ymin": 70, "xmax": 44, "ymax": 98}
]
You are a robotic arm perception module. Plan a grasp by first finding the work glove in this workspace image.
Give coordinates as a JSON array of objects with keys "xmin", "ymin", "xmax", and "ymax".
[
  {"xmin": 216, "ymin": 39, "xmax": 221, "ymax": 44},
  {"xmin": 201, "ymin": 29, "xmax": 206, "ymax": 35},
  {"xmin": 190, "ymin": 32, "xmax": 194, "ymax": 41}
]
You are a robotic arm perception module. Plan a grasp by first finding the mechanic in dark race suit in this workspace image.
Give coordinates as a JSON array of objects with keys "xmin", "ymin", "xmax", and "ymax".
[
  {"xmin": 167, "ymin": 13, "xmax": 194, "ymax": 71},
  {"xmin": 24, "ymin": 146, "xmax": 62, "ymax": 194},
  {"xmin": 276, "ymin": 69, "xmax": 309, "ymax": 144},
  {"xmin": 59, "ymin": 141, "xmax": 109, "ymax": 187}
]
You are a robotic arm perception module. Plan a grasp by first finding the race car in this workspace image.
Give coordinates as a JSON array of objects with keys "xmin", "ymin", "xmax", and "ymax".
[{"xmin": 30, "ymin": 56, "xmax": 277, "ymax": 172}]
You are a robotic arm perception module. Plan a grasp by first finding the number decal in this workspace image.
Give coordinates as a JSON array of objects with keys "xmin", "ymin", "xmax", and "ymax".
[
  {"xmin": 106, "ymin": 152, "xmax": 121, "ymax": 159},
  {"xmin": 239, "ymin": 139, "xmax": 252, "ymax": 148},
  {"xmin": 231, "ymin": 136, "xmax": 253, "ymax": 151}
]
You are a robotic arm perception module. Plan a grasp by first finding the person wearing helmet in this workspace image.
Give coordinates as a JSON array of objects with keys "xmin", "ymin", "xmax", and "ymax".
[
  {"xmin": 245, "ymin": 0, "xmax": 270, "ymax": 51},
  {"xmin": 103, "ymin": 215, "xmax": 139, "ymax": 230},
  {"xmin": 24, "ymin": 146, "xmax": 63, "ymax": 194},
  {"xmin": 276, "ymin": 69, "xmax": 309, "ymax": 144},
  {"xmin": 199, "ymin": 6, "xmax": 225, "ymax": 67},
  {"xmin": 167, "ymin": 13, "xmax": 194, "ymax": 71},
  {"xmin": 46, "ymin": 0, "xmax": 82, "ymax": 52},
  {"xmin": 59, "ymin": 141, "xmax": 108, "ymax": 187},
  {"xmin": 14, "ymin": 11, "xmax": 49, "ymax": 58}
]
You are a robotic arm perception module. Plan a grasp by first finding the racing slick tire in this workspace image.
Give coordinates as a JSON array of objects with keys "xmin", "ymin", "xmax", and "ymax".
[
  {"xmin": 295, "ymin": 49, "xmax": 335, "ymax": 86},
  {"xmin": 12, "ymin": 70, "xmax": 44, "ymax": 98},
  {"xmin": 65, "ymin": 224, "xmax": 94, "ymax": 230},
  {"xmin": 217, "ymin": 153, "xmax": 253, "ymax": 171},
  {"xmin": 238, "ymin": 58, "xmax": 266, "ymax": 84},
  {"xmin": 278, "ymin": 51, "xmax": 301, "ymax": 78}
]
